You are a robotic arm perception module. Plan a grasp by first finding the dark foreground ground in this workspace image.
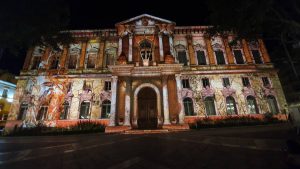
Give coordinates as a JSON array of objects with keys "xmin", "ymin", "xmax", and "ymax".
[{"xmin": 0, "ymin": 124, "xmax": 298, "ymax": 169}]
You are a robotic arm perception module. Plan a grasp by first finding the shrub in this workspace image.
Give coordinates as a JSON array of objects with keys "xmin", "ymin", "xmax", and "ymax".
[
  {"xmin": 190, "ymin": 115, "xmax": 284, "ymax": 129},
  {"xmin": 5, "ymin": 120, "xmax": 106, "ymax": 136}
]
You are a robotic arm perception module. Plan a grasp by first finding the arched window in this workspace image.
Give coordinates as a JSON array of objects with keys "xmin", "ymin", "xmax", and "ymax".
[
  {"xmin": 105, "ymin": 47, "xmax": 117, "ymax": 67},
  {"xmin": 36, "ymin": 105, "xmax": 48, "ymax": 120},
  {"xmin": 204, "ymin": 97, "xmax": 216, "ymax": 115},
  {"xmin": 183, "ymin": 97, "xmax": 194, "ymax": 116},
  {"xmin": 247, "ymin": 96, "xmax": 259, "ymax": 114},
  {"xmin": 175, "ymin": 45, "xmax": 188, "ymax": 66},
  {"xmin": 267, "ymin": 95, "xmax": 279, "ymax": 114},
  {"xmin": 79, "ymin": 101, "xmax": 90, "ymax": 119},
  {"xmin": 101, "ymin": 100, "xmax": 111, "ymax": 118},
  {"xmin": 86, "ymin": 43, "xmax": 99, "ymax": 69},
  {"xmin": 49, "ymin": 50, "xmax": 61, "ymax": 69},
  {"xmin": 68, "ymin": 44, "xmax": 81, "ymax": 69},
  {"xmin": 226, "ymin": 96, "xmax": 237, "ymax": 115},
  {"xmin": 60, "ymin": 101, "xmax": 70, "ymax": 120},
  {"xmin": 18, "ymin": 103, "xmax": 28, "ymax": 120},
  {"xmin": 139, "ymin": 40, "xmax": 153, "ymax": 61}
]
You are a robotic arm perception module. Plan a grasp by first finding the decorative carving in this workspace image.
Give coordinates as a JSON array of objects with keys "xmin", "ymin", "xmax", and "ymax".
[
  {"xmin": 221, "ymin": 86, "xmax": 236, "ymax": 98},
  {"xmin": 64, "ymin": 91, "xmax": 74, "ymax": 103},
  {"xmin": 262, "ymin": 85, "xmax": 276, "ymax": 97},
  {"xmin": 201, "ymin": 86, "xmax": 215, "ymax": 99},
  {"xmin": 79, "ymin": 89, "xmax": 94, "ymax": 103},
  {"xmin": 242, "ymin": 86, "xmax": 256, "ymax": 97},
  {"xmin": 181, "ymin": 88, "xmax": 193, "ymax": 98},
  {"xmin": 100, "ymin": 90, "xmax": 112, "ymax": 102}
]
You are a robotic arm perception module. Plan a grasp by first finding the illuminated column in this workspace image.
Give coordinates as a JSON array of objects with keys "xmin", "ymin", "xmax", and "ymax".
[
  {"xmin": 258, "ymin": 39, "xmax": 271, "ymax": 63},
  {"xmin": 169, "ymin": 34, "xmax": 174, "ymax": 56},
  {"xmin": 118, "ymin": 37, "xmax": 122, "ymax": 56},
  {"xmin": 79, "ymin": 41, "xmax": 87, "ymax": 69},
  {"xmin": 60, "ymin": 45, "xmax": 68, "ymax": 68},
  {"xmin": 124, "ymin": 77, "xmax": 131, "ymax": 126},
  {"xmin": 23, "ymin": 47, "xmax": 34, "ymax": 70},
  {"xmin": 204, "ymin": 37, "xmax": 216, "ymax": 65},
  {"xmin": 97, "ymin": 41, "xmax": 105, "ymax": 68},
  {"xmin": 158, "ymin": 33, "xmax": 164, "ymax": 62},
  {"xmin": 242, "ymin": 39, "xmax": 253, "ymax": 64},
  {"xmin": 128, "ymin": 34, "xmax": 133, "ymax": 62},
  {"xmin": 186, "ymin": 35, "xmax": 196, "ymax": 65},
  {"xmin": 175, "ymin": 74, "xmax": 184, "ymax": 124},
  {"xmin": 109, "ymin": 76, "xmax": 118, "ymax": 126},
  {"xmin": 223, "ymin": 38, "xmax": 234, "ymax": 64},
  {"xmin": 162, "ymin": 76, "xmax": 171, "ymax": 125}
]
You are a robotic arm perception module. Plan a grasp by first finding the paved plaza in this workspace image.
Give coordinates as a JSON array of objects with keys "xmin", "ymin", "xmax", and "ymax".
[{"xmin": 0, "ymin": 124, "xmax": 298, "ymax": 169}]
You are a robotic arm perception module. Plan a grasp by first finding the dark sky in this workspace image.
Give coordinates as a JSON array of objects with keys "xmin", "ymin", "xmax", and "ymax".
[{"xmin": 0, "ymin": 0, "xmax": 209, "ymax": 75}]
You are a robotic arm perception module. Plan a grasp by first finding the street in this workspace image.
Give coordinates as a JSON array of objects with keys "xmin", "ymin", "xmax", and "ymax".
[{"xmin": 0, "ymin": 124, "xmax": 296, "ymax": 169}]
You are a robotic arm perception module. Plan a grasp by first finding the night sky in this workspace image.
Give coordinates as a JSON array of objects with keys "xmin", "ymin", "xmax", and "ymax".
[{"xmin": 0, "ymin": 0, "xmax": 209, "ymax": 75}]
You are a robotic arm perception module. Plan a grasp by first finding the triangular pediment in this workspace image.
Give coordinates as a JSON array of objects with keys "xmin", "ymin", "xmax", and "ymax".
[{"xmin": 115, "ymin": 14, "xmax": 175, "ymax": 26}]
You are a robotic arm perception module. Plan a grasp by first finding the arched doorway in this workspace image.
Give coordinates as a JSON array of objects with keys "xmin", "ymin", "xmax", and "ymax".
[{"xmin": 137, "ymin": 87, "xmax": 157, "ymax": 129}]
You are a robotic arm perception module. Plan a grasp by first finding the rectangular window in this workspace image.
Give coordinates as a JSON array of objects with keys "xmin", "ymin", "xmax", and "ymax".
[
  {"xmin": 222, "ymin": 78, "xmax": 230, "ymax": 87},
  {"xmin": 178, "ymin": 51, "xmax": 188, "ymax": 66},
  {"xmin": 215, "ymin": 50, "xmax": 226, "ymax": 65},
  {"xmin": 262, "ymin": 77, "xmax": 270, "ymax": 87},
  {"xmin": 2, "ymin": 89, "xmax": 8, "ymax": 98},
  {"xmin": 233, "ymin": 50, "xmax": 244, "ymax": 64},
  {"xmin": 68, "ymin": 54, "xmax": 77, "ymax": 69},
  {"xmin": 202, "ymin": 78, "xmax": 210, "ymax": 88},
  {"xmin": 251, "ymin": 50, "xmax": 263, "ymax": 64},
  {"xmin": 31, "ymin": 56, "xmax": 41, "ymax": 70},
  {"xmin": 196, "ymin": 51, "xmax": 206, "ymax": 65},
  {"xmin": 181, "ymin": 79, "xmax": 190, "ymax": 88},
  {"xmin": 242, "ymin": 77, "xmax": 250, "ymax": 87},
  {"xmin": 50, "ymin": 55, "xmax": 60, "ymax": 69},
  {"xmin": 87, "ymin": 53, "xmax": 97, "ymax": 68},
  {"xmin": 104, "ymin": 81, "xmax": 111, "ymax": 91}
]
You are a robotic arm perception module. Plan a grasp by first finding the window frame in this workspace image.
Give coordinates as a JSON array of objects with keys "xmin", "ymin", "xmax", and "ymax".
[
  {"xmin": 181, "ymin": 79, "xmax": 190, "ymax": 89},
  {"xmin": 222, "ymin": 77, "xmax": 230, "ymax": 87},
  {"xmin": 242, "ymin": 77, "xmax": 251, "ymax": 87},
  {"xmin": 232, "ymin": 49, "xmax": 245, "ymax": 64},
  {"xmin": 183, "ymin": 97, "xmax": 195, "ymax": 116}
]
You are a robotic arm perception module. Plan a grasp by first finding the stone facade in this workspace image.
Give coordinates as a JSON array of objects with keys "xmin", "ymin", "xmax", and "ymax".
[{"xmin": 6, "ymin": 14, "xmax": 287, "ymax": 130}]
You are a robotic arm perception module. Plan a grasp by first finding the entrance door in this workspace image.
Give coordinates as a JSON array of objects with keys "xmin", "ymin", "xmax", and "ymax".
[{"xmin": 138, "ymin": 87, "xmax": 157, "ymax": 129}]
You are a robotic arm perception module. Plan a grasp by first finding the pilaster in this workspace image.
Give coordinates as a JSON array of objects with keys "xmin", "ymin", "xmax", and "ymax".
[{"xmin": 242, "ymin": 39, "xmax": 253, "ymax": 64}]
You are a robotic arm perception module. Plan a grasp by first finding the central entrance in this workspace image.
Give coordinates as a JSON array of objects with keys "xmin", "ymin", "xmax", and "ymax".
[{"xmin": 137, "ymin": 87, "xmax": 158, "ymax": 129}]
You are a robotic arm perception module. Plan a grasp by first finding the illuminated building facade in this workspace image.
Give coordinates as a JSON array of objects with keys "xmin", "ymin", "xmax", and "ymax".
[{"xmin": 7, "ymin": 14, "xmax": 287, "ymax": 130}]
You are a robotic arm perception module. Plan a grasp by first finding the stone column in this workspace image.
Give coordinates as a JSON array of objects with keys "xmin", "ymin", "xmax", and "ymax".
[
  {"xmin": 109, "ymin": 76, "xmax": 118, "ymax": 126},
  {"xmin": 242, "ymin": 39, "xmax": 253, "ymax": 64},
  {"xmin": 186, "ymin": 35, "xmax": 196, "ymax": 65},
  {"xmin": 118, "ymin": 37, "xmax": 122, "ymax": 56},
  {"xmin": 169, "ymin": 34, "xmax": 174, "ymax": 56},
  {"xmin": 60, "ymin": 45, "xmax": 68, "ymax": 68},
  {"xmin": 162, "ymin": 76, "xmax": 171, "ymax": 125},
  {"xmin": 79, "ymin": 41, "xmax": 87, "ymax": 69},
  {"xmin": 175, "ymin": 74, "xmax": 184, "ymax": 124},
  {"xmin": 97, "ymin": 41, "xmax": 105, "ymax": 68},
  {"xmin": 223, "ymin": 38, "xmax": 235, "ymax": 64},
  {"xmin": 23, "ymin": 47, "xmax": 34, "ymax": 70},
  {"xmin": 128, "ymin": 35, "xmax": 133, "ymax": 62},
  {"xmin": 204, "ymin": 37, "xmax": 216, "ymax": 65},
  {"xmin": 124, "ymin": 77, "xmax": 131, "ymax": 126},
  {"xmin": 258, "ymin": 39, "xmax": 271, "ymax": 63},
  {"xmin": 158, "ymin": 33, "xmax": 164, "ymax": 62}
]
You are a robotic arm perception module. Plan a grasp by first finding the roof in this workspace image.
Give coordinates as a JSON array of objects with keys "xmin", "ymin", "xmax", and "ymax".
[{"xmin": 115, "ymin": 14, "xmax": 175, "ymax": 25}]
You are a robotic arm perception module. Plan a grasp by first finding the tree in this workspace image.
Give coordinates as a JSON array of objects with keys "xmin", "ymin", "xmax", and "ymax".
[{"xmin": 0, "ymin": 0, "xmax": 73, "ymax": 58}]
